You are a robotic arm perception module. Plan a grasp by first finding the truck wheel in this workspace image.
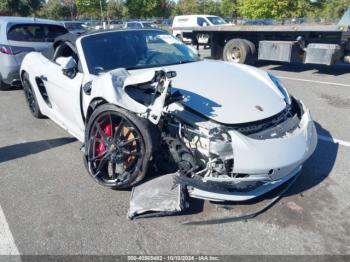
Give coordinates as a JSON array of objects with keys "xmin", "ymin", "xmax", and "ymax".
[
  {"xmin": 84, "ymin": 104, "xmax": 154, "ymax": 189},
  {"xmin": 223, "ymin": 39, "xmax": 251, "ymax": 64},
  {"xmin": 242, "ymin": 39, "xmax": 257, "ymax": 64}
]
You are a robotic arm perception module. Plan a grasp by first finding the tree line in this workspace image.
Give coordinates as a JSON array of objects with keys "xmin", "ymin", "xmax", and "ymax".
[{"xmin": 0, "ymin": 0, "xmax": 349, "ymax": 21}]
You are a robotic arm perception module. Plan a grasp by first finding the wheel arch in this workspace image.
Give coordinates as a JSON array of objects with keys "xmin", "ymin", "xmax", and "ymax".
[{"xmin": 85, "ymin": 97, "xmax": 109, "ymax": 124}]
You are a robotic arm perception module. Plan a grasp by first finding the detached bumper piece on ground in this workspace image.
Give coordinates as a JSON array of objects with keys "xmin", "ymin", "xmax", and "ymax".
[
  {"xmin": 128, "ymin": 173, "xmax": 187, "ymax": 219},
  {"xmin": 128, "ymin": 171, "xmax": 301, "ymax": 223}
]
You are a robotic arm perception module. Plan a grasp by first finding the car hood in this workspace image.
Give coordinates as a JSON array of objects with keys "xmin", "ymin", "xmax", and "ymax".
[{"xmin": 164, "ymin": 60, "xmax": 287, "ymax": 124}]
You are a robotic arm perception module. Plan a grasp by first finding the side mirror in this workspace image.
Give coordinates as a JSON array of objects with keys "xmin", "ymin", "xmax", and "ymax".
[
  {"xmin": 202, "ymin": 22, "xmax": 208, "ymax": 27},
  {"xmin": 56, "ymin": 56, "xmax": 77, "ymax": 78}
]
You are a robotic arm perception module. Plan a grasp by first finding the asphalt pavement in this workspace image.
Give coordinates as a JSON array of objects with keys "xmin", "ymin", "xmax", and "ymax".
[{"xmin": 0, "ymin": 52, "xmax": 349, "ymax": 255}]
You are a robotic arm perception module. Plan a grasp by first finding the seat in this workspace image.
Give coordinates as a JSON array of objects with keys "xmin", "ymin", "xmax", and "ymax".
[
  {"xmin": 34, "ymin": 28, "xmax": 45, "ymax": 40},
  {"xmin": 118, "ymin": 46, "xmax": 138, "ymax": 68}
]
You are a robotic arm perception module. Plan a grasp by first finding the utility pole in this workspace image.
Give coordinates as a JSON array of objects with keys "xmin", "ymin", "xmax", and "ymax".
[
  {"xmin": 99, "ymin": 0, "xmax": 105, "ymax": 29},
  {"xmin": 100, "ymin": 0, "xmax": 104, "ymax": 22}
]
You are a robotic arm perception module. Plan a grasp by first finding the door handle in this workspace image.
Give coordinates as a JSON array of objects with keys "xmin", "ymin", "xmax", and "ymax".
[{"xmin": 40, "ymin": 75, "xmax": 48, "ymax": 81}]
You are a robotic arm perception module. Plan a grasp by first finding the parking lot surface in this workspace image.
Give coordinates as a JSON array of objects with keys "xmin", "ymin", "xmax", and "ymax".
[{"xmin": 0, "ymin": 53, "xmax": 350, "ymax": 255}]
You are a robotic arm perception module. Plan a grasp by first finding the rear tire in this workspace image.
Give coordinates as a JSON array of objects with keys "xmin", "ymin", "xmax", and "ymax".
[
  {"xmin": 22, "ymin": 72, "xmax": 44, "ymax": 118},
  {"xmin": 223, "ymin": 39, "xmax": 252, "ymax": 64},
  {"xmin": 84, "ymin": 104, "xmax": 155, "ymax": 189}
]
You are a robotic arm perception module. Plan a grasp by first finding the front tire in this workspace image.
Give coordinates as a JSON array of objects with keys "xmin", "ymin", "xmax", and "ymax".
[
  {"xmin": 84, "ymin": 104, "xmax": 154, "ymax": 189},
  {"xmin": 22, "ymin": 72, "xmax": 44, "ymax": 118},
  {"xmin": 156, "ymin": 135, "xmax": 196, "ymax": 175}
]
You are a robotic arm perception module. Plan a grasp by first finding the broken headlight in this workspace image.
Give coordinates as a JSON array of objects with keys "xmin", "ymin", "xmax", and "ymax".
[
  {"xmin": 209, "ymin": 127, "xmax": 234, "ymax": 174},
  {"xmin": 268, "ymin": 73, "xmax": 291, "ymax": 105}
]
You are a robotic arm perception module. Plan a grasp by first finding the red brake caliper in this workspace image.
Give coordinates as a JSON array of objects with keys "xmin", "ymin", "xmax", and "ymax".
[{"xmin": 97, "ymin": 122, "xmax": 112, "ymax": 157}]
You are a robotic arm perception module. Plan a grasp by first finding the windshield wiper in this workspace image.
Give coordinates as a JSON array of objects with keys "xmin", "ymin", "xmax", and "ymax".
[
  {"xmin": 177, "ymin": 60, "xmax": 195, "ymax": 64},
  {"xmin": 126, "ymin": 64, "xmax": 157, "ymax": 70}
]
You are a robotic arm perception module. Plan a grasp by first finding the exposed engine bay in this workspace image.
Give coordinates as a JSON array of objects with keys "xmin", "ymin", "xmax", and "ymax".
[{"xmin": 158, "ymin": 96, "xmax": 304, "ymax": 196}]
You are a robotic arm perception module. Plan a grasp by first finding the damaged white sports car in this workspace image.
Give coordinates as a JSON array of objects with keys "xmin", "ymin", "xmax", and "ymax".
[{"xmin": 20, "ymin": 29, "xmax": 317, "ymax": 201}]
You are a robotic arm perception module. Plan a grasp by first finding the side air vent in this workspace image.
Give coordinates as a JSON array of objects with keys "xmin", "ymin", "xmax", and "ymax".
[{"xmin": 35, "ymin": 77, "xmax": 52, "ymax": 108}]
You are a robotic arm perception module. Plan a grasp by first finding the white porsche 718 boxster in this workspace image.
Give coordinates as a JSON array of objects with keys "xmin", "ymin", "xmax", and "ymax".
[{"xmin": 20, "ymin": 29, "xmax": 317, "ymax": 201}]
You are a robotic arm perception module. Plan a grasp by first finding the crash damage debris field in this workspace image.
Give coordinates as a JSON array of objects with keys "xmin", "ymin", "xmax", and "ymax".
[{"xmin": 0, "ymin": 49, "xmax": 350, "ymax": 254}]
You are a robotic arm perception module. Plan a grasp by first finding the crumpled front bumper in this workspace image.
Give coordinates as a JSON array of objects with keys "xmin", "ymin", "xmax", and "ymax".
[{"xmin": 188, "ymin": 102, "xmax": 318, "ymax": 202}]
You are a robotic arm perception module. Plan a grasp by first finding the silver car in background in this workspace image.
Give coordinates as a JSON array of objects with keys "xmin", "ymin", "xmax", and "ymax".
[
  {"xmin": 123, "ymin": 21, "xmax": 158, "ymax": 29},
  {"xmin": 0, "ymin": 16, "xmax": 67, "ymax": 90}
]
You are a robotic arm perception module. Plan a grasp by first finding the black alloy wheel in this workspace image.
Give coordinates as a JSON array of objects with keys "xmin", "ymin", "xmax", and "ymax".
[
  {"xmin": 84, "ymin": 105, "xmax": 154, "ymax": 189},
  {"xmin": 22, "ymin": 72, "xmax": 44, "ymax": 118}
]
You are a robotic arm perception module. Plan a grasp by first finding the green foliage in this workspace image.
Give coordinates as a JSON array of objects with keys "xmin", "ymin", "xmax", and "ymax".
[
  {"xmin": 320, "ymin": 0, "xmax": 350, "ymax": 20},
  {"xmin": 0, "ymin": 0, "xmax": 35, "ymax": 16},
  {"xmin": 37, "ymin": 0, "xmax": 70, "ymax": 19},
  {"xmin": 237, "ymin": 0, "xmax": 295, "ymax": 19},
  {"xmin": 0, "ymin": 0, "xmax": 17, "ymax": 15},
  {"xmin": 1, "ymin": 0, "xmax": 349, "ymax": 21},
  {"xmin": 76, "ymin": 0, "xmax": 105, "ymax": 18},
  {"xmin": 62, "ymin": 0, "xmax": 77, "ymax": 20},
  {"xmin": 175, "ymin": 0, "xmax": 198, "ymax": 15},
  {"xmin": 155, "ymin": 0, "xmax": 173, "ymax": 18},
  {"xmin": 291, "ymin": 0, "xmax": 318, "ymax": 18},
  {"xmin": 107, "ymin": 0, "xmax": 126, "ymax": 18},
  {"xmin": 125, "ymin": 0, "xmax": 147, "ymax": 18},
  {"xmin": 237, "ymin": 0, "xmax": 349, "ymax": 20},
  {"xmin": 220, "ymin": 0, "xmax": 237, "ymax": 18},
  {"xmin": 198, "ymin": 0, "xmax": 221, "ymax": 16},
  {"xmin": 125, "ymin": 0, "xmax": 172, "ymax": 18},
  {"xmin": 27, "ymin": 0, "xmax": 45, "ymax": 14},
  {"xmin": 174, "ymin": 0, "xmax": 224, "ymax": 17}
]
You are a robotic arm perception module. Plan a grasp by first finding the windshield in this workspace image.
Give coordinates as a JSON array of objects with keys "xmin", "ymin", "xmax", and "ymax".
[
  {"xmin": 207, "ymin": 16, "xmax": 227, "ymax": 25},
  {"xmin": 81, "ymin": 30, "xmax": 200, "ymax": 75}
]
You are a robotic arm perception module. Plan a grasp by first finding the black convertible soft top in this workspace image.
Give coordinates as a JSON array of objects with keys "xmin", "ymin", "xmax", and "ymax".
[
  {"xmin": 41, "ymin": 29, "xmax": 168, "ymax": 60},
  {"xmin": 53, "ymin": 32, "xmax": 79, "ymax": 48},
  {"xmin": 42, "ymin": 32, "xmax": 79, "ymax": 60}
]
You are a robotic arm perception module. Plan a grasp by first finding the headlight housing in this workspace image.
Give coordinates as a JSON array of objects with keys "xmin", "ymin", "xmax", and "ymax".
[{"xmin": 268, "ymin": 73, "xmax": 291, "ymax": 105}]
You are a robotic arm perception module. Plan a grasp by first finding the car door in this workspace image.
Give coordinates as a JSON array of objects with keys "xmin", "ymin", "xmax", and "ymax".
[{"xmin": 41, "ymin": 41, "xmax": 85, "ymax": 139}]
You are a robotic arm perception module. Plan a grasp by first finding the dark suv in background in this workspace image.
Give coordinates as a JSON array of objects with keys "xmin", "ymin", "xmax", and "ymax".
[
  {"xmin": 0, "ymin": 16, "xmax": 67, "ymax": 90},
  {"xmin": 61, "ymin": 21, "xmax": 87, "ymax": 34}
]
